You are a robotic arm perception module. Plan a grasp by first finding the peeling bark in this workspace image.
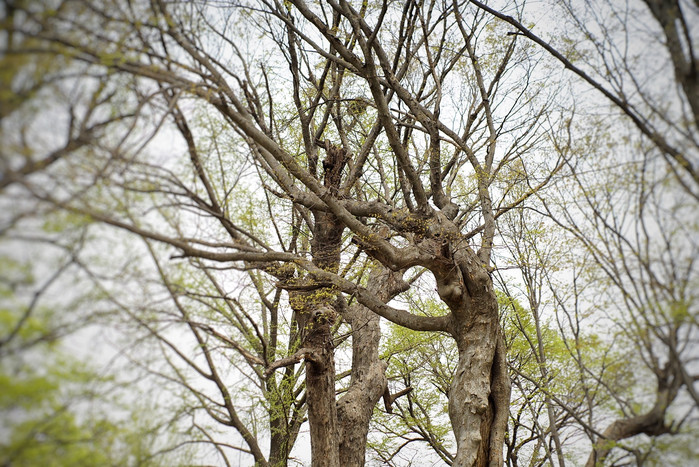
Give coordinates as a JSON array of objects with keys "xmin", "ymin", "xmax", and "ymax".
[
  {"xmin": 448, "ymin": 300, "xmax": 503, "ymax": 467},
  {"xmin": 433, "ymin": 237, "xmax": 510, "ymax": 467}
]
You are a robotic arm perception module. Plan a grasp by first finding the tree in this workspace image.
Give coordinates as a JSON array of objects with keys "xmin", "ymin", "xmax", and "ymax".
[
  {"xmin": 541, "ymin": 131, "xmax": 699, "ymax": 466},
  {"xmin": 467, "ymin": 0, "xmax": 699, "ymax": 463},
  {"xmin": 466, "ymin": 0, "xmax": 699, "ymax": 463},
  {"xmin": 2, "ymin": 1, "xmax": 573, "ymax": 465},
  {"xmin": 5, "ymin": 0, "xmax": 696, "ymax": 466}
]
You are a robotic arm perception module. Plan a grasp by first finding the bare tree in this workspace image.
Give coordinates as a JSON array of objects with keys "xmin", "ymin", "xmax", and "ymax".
[
  {"xmin": 469, "ymin": 0, "xmax": 699, "ymax": 198},
  {"xmin": 2, "ymin": 0, "xmax": 587, "ymax": 465},
  {"xmin": 541, "ymin": 147, "xmax": 699, "ymax": 465}
]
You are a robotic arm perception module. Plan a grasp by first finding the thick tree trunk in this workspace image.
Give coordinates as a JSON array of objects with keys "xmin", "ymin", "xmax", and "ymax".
[
  {"xmin": 285, "ymin": 280, "xmax": 342, "ymax": 466},
  {"xmin": 305, "ymin": 310, "xmax": 340, "ymax": 467},
  {"xmin": 449, "ymin": 300, "xmax": 509, "ymax": 467},
  {"xmin": 300, "ymin": 142, "xmax": 349, "ymax": 467},
  {"xmin": 335, "ymin": 304, "xmax": 386, "ymax": 467},
  {"xmin": 336, "ymin": 267, "xmax": 409, "ymax": 466},
  {"xmin": 435, "ymin": 240, "xmax": 511, "ymax": 467},
  {"xmin": 284, "ymin": 228, "xmax": 343, "ymax": 467}
]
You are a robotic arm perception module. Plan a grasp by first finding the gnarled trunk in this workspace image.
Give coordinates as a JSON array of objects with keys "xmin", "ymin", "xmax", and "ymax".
[
  {"xmin": 449, "ymin": 295, "xmax": 510, "ymax": 467},
  {"xmin": 304, "ymin": 309, "xmax": 340, "ymax": 467},
  {"xmin": 336, "ymin": 267, "xmax": 409, "ymax": 466},
  {"xmin": 299, "ymin": 142, "xmax": 349, "ymax": 467},
  {"xmin": 434, "ymin": 239, "xmax": 511, "ymax": 467}
]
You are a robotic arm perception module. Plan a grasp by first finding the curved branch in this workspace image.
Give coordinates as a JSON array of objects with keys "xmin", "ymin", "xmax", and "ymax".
[{"xmin": 467, "ymin": 0, "xmax": 699, "ymax": 189}]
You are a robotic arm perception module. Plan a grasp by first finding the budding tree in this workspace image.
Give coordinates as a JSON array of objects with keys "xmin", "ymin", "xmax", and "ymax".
[{"xmin": 5, "ymin": 0, "xmax": 575, "ymax": 465}]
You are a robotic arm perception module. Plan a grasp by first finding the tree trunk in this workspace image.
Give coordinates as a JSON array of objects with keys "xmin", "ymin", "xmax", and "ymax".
[
  {"xmin": 335, "ymin": 303, "xmax": 385, "ymax": 467},
  {"xmin": 435, "ymin": 241, "xmax": 510, "ymax": 467},
  {"xmin": 336, "ymin": 267, "xmax": 409, "ymax": 466},
  {"xmin": 305, "ymin": 310, "xmax": 340, "ymax": 467},
  {"xmin": 449, "ymin": 302, "xmax": 509, "ymax": 467},
  {"xmin": 299, "ymin": 142, "xmax": 349, "ymax": 467}
]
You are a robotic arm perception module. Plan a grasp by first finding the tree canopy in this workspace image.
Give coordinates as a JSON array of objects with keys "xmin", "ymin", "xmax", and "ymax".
[{"xmin": 1, "ymin": 1, "xmax": 697, "ymax": 466}]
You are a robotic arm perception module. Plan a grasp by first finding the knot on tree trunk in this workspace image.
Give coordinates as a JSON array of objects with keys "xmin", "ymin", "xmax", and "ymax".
[
  {"xmin": 317, "ymin": 139, "xmax": 349, "ymax": 194},
  {"xmin": 303, "ymin": 305, "xmax": 337, "ymax": 348}
]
